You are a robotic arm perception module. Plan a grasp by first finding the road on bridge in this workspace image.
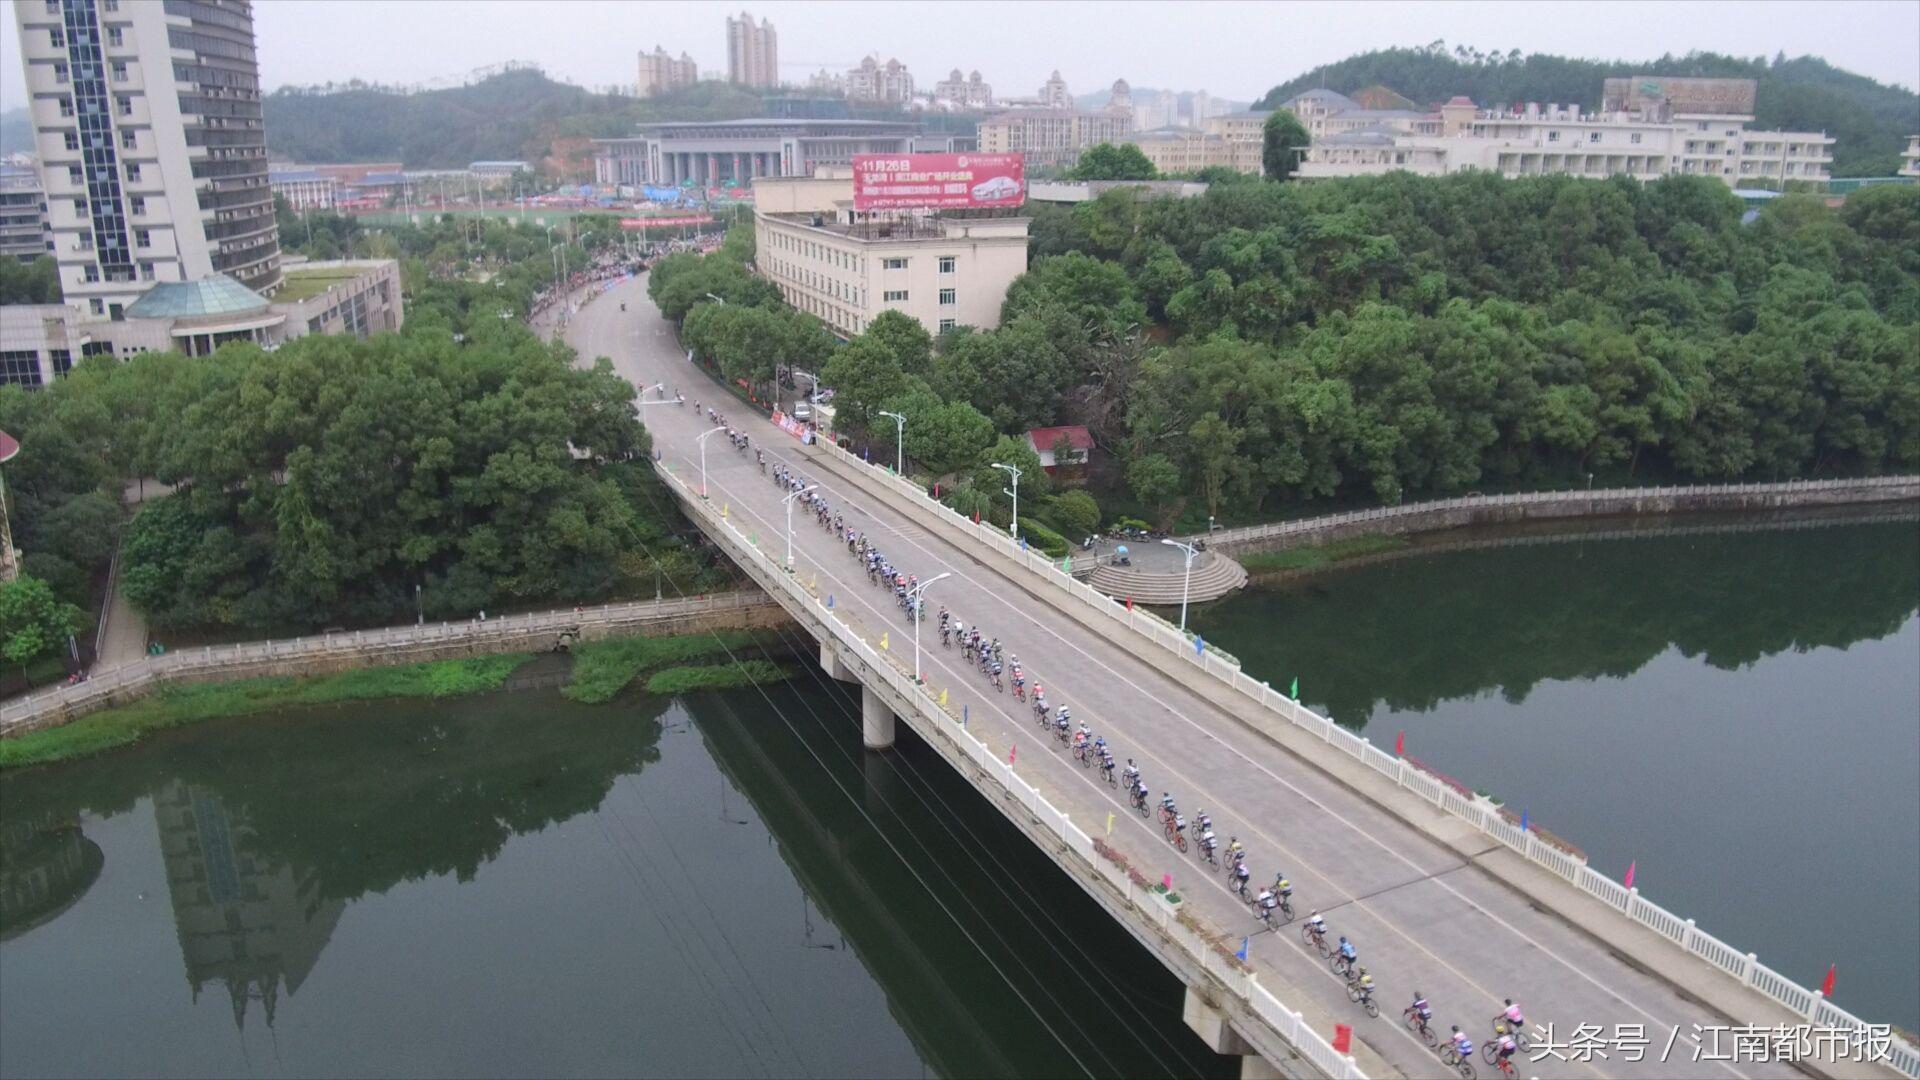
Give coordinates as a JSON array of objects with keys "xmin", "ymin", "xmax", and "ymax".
[{"xmin": 570, "ymin": 274, "xmax": 1805, "ymax": 1080}]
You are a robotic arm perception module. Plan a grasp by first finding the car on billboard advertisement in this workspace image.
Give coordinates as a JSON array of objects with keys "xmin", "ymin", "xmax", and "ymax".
[{"xmin": 852, "ymin": 153, "xmax": 1025, "ymax": 211}]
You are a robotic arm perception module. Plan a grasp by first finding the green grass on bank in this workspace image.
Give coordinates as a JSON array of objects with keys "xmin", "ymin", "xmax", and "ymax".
[
  {"xmin": 644, "ymin": 660, "xmax": 793, "ymax": 695},
  {"xmin": 562, "ymin": 630, "xmax": 784, "ymax": 704},
  {"xmin": 1239, "ymin": 534, "xmax": 1410, "ymax": 575},
  {"xmin": 0, "ymin": 654, "xmax": 534, "ymax": 770}
]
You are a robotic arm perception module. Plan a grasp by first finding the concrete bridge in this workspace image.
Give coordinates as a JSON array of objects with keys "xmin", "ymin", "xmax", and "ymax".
[{"xmin": 576, "ymin": 273, "xmax": 1914, "ymax": 1080}]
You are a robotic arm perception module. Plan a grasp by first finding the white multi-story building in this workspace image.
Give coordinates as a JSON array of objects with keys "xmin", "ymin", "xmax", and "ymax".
[
  {"xmin": 846, "ymin": 56, "xmax": 913, "ymax": 104},
  {"xmin": 1038, "ymin": 70, "xmax": 1071, "ymax": 109},
  {"xmin": 0, "ymin": 164, "xmax": 52, "ymax": 262},
  {"xmin": 725, "ymin": 10, "xmax": 778, "ymax": 89},
  {"xmin": 753, "ymin": 170, "xmax": 1029, "ymax": 339},
  {"xmin": 268, "ymin": 167, "xmax": 333, "ymax": 211},
  {"xmin": 1901, "ymin": 135, "xmax": 1920, "ymax": 179},
  {"xmin": 12, "ymin": 0, "xmax": 281, "ymax": 319},
  {"xmin": 932, "ymin": 69, "xmax": 993, "ymax": 110},
  {"xmin": 978, "ymin": 108, "xmax": 1134, "ymax": 169},
  {"xmin": 1125, "ymin": 128, "xmax": 1263, "ymax": 175},
  {"xmin": 1295, "ymin": 86, "xmax": 1834, "ymax": 188}
]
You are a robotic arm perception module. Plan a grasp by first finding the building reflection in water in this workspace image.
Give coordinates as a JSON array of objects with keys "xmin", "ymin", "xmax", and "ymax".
[
  {"xmin": 0, "ymin": 805, "xmax": 104, "ymax": 943},
  {"xmin": 154, "ymin": 780, "xmax": 344, "ymax": 1030}
]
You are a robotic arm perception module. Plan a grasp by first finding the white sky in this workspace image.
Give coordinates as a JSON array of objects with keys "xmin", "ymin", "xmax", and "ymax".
[{"xmin": 3, "ymin": 0, "xmax": 1917, "ymax": 106}]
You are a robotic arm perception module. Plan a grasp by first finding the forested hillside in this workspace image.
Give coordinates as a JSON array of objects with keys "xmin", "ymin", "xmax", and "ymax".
[{"xmin": 1257, "ymin": 44, "xmax": 1920, "ymax": 176}]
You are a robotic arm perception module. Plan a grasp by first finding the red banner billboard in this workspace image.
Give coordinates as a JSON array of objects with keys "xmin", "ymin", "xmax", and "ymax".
[{"xmin": 852, "ymin": 153, "xmax": 1025, "ymax": 211}]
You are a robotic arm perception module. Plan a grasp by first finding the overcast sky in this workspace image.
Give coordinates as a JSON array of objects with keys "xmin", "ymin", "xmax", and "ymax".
[{"xmin": 4, "ymin": 0, "xmax": 1917, "ymax": 106}]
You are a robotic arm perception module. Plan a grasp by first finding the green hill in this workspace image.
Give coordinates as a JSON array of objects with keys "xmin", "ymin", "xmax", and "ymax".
[
  {"xmin": 260, "ymin": 68, "xmax": 765, "ymax": 170},
  {"xmin": 1256, "ymin": 44, "xmax": 1920, "ymax": 176}
]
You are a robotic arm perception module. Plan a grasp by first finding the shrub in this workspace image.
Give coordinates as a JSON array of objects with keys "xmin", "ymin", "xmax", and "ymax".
[
  {"xmin": 1049, "ymin": 489, "xmax": 1101, "ymax": 540},
  {"xmin": 1016, "ymin": 519, "xmax": 1070, "ymax": 558}
]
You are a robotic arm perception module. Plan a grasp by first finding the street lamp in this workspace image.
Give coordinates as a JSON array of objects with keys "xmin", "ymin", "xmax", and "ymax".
[
  {"xmin": 782, "ymin": 484, "xmax": 817, "ymax": 572},
  {"xmin": 991, "ymin": 462, "xmax": 1022, "ymax": 539},
  {"xmin": 696, "ymin": 426, "xmax": 726, "ymax": 498},
  {"xmin": 705, "ymin": 292, "xmax": 726, "ymax": 305},
  {"xmin": 415, "ymin": 582, "xmax": 424, "ymax": 625},
  {"xmin": 791, "ymin": 368, "xmax": 820, "ymax": 405},
  {"xmin": 910, "ymin": 572, "xmax": 952, "ymax": 684},
  {"xmin": 1161, "ymin": 538, "xmax": 1200, "ymax": 633},
  {"xmin": 877, "ymin": 410, "xmax": 906, "ymax": 474}
]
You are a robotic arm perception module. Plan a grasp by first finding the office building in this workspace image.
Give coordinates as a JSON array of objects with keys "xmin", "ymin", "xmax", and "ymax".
[
  {"xmin": 1291, "ymin": 80, "xmax": 1833, "ymax": 187},
  {"xmin": 0, "ymin": 258, "xmax": 402, "ymax": 385},
  {"xmin": 637, "ymin": 45, "xmax": 697, "ymax": 98},
  {"xmin": 932, "ymin": 69, "xmax": 992, "ymax": 110},
  {"xmin": 1901, "ymin": 135, "xmax": 1920, "ymax": 179},
  {"xmin": 1124, "ymin": 128, "xmax": 1262, "ymax": 175},
  {"xmin": 753, "ymin": 170, "xmax": 1029, "ymax": 338},
  {"xmin": 12, "ymin": 0, "xmax": 282, "ymax": 319},
  {"xmin": 1203, "ymin": 109, "xmax": 1273, "ymax": 144},
  {"xmin": 0, "ymin": 164, "xmax": 52, "ymax": 262},
  {"xmin": 845, "ymin": 56, "xmax": 913, "ymax": 104},
  {"xmin": 725, "ymin": 10, "xmax": 778, "ymax": 89},
  {"xmin": 592, "ymin": 118, "xmax": 918, "ymax": 187},
  {"xmin": 1038, "ymin": 70, "xmax": 1071, "ymax": 109},
  {"xmin": 977, "ymin": 107, "xmax": 1133, "ymax": 169}
]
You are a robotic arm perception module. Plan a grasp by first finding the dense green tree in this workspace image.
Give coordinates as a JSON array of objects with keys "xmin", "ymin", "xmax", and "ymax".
[
  {"xmin": 0, "ymin": 575, "xmax": 81, "ymax": 671},
  {"xmin": 1068, "ymin": 142, "xmax": 1159, "ymax": 181},
  {"xmin": 1261, "ymin": 110, "xmax": 1310, "ymax": 181},
  {"xmin": 0, "ymin": 256, "xmax": 61, "ymax": 305}
]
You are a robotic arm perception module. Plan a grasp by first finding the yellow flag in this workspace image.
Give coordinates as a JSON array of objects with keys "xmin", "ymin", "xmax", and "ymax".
[
  {"xmin": 1106, "ymin": 812, "xmax": 1115, "ymax": 837},
  {"xmin": 721, "ymin": 503, "xmax": 729, "ymax": 518},
  {"xmin": 939, "ymin": 688, "xmax": 948, "ymax": 706},
  {"xmin": 880, "ymin": 633, "xmax": 889, "ymax": 651}
]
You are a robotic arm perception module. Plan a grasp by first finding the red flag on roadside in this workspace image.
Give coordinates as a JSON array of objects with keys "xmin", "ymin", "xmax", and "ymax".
[
  {"xmin": 1332, "ymin": 1024, "xmax": 1353, "ymax": 1054},
  {"xmin": 1009, "ymin": 744, "xmax": 1017, "ymax": 765},
  {"xmin": 973, "ymin": 510, "xmax": 981, "ymax": 524},
  {"xmin": 1394, "ymin": 730, "xmax": 1405, "ymax": 756},
  {"xmin": 1820, "ymin": 965, "xmax": 1836, "ymax": 998},
  {"xmin": 1624, "ymin": 860, "xmax": 1637, "ymax": 890},
  {"xmin": 1127, "ymin": 596, "xmax": 1134, "ymax": 611}
]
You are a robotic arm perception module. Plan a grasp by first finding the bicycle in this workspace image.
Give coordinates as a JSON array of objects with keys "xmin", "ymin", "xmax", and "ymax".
[
  {"xmin": 1099, "ymin": 760, "xmax": 1117, "ymax": 787},
  {"xmin": 1345, "ymin": 983, "xmax": 1380, "ymax": 1019},
  {"xmin": 1403, "ymin": 1007, "xmax": 1438, "ymax": 1047},
  {"xmin": 1301, "ymin": 923, "xmax": 1330, "ymax": 956},
  {"xmin": 1273, "ymin": 894, "xmax": 1295, "ymax": 923},
  {"xmin": 1487, "ymin": 1022, "xmax": 1530, "ymax": 1054},
  {"xmin": 1163, "ymin": 819, "xmax": 1188, "ymax": 852},
  {"xmin": 1196, "ymin": 838, "xmax": 1217, "ymax": 866},
  {"xmin": 1489, "ymin": 1056, "xmax": 1515, "ymax": 1078},
  {"xmin": 1439, "ymin": 1047, "xmax": 1476, "ymax": 1080},
  {"xmin": 1130, "ymin": 787, "xmax": 1150, "ymax": 816},
  {"xmin": 1330, "ymin": 953, "xmax": 1356, "ymax": 978}
]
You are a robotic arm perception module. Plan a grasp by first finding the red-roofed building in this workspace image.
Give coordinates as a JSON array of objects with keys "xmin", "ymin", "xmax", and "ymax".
[{"xmin": 1025, "ymin": 425, "xmax": 1094, "ymax": 472}]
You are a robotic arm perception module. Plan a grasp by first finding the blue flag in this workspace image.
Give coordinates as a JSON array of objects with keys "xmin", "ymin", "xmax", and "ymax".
[
  {"xmin": 1520, "ymin": 809, "xmax": 1529, "ymax": 833},
  {"xmin": 1195, "ymin": 635, "xmax": 1205, "ymax": 656},
  {"xmin": 826, "ymin": 594, "xmax": 834, "ymax": 609},
  {"xmin": 962, "ymin": 705, "xmax": 969, "ymax": 726},
  {"xmin": 1236, "ymin": 936, "xmax": 1249, "ymax": 961}
]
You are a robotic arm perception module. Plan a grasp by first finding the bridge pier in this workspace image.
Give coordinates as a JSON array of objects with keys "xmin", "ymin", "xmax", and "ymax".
[
  {"xmin": 861, "ymin": 684, "xmax": 896, "ymax": 750},
  {"xmin": 820, "ymin": 641, "xmax": 857, "ymax": 683},
  {"xmin": 1184, "ymin": 986, "xmax": 1286, "ymax": 1077}
]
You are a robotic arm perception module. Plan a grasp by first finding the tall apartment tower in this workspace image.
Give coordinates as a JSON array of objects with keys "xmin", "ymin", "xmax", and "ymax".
[
  {"xmin": 725, "ymin": 10, "xmax": 777, "ymax": 89},
  {"xmin": 11, "ymin": 0, "xmax": 281, "ymax": 319},
  {"xmin": 636, "ymin": 45, "xmax": 696, "ymax": 98}
]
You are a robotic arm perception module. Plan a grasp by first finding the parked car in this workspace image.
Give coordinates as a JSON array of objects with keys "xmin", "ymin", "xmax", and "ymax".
[{"xmin": 793, "ymin": 401, "xmax": 812, "ymax": 421}]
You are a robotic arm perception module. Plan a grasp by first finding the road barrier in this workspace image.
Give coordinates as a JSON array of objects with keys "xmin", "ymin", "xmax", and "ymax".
[
  {"xmin": 656, "ymin": 459, "xmax": 1368, "ymax": 1079},
  {"xmin": 0, "ymin": 592, "xmax": 781, "ymax": 738},
  {"xmin": 808, "ymin": 441, "xmax": 1919, "ymax": 1078}
]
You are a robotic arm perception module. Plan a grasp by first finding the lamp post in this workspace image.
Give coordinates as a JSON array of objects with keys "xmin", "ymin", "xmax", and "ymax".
[
  {"xmin": 1161, "ymin": 538, "xmax": 1200, "ymax": 632},
  {"xmin": 910, "ymin": 572, "xmax": 952, "ymax": 684},
  {"xmin": 705, "ymin": 292, "xmax": 726, "ymax": 305},
  {"xmin": 791, "ymin": 368, "xmax": 820, "ymax": 407},
  {"xmin": 782, "ymin": 484, "xmax": 817, "ymax": 572},
  {"xmin": 992, "ymin": 462, "xmax": 1022, "ymax": 539},
  {"xmin": 696, "ymin": 426, "xmax": 726, "ymax": 498},
  {"xmin": 877, "ymin": 410, "xmax": 906, "ymax": 474},
  {"xmin": 415, "ymin": 582, "xmax": 424, "ymax": 625}
]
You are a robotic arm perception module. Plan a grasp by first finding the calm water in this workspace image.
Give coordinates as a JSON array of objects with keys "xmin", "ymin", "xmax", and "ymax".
[
  {"xmin": 1194, "ymin": 515, "xmax": 1920, "ymax": 1032},
  {"xmin": 0, "ymin": 644, "xmax": 1235, "ymax": 1078}
]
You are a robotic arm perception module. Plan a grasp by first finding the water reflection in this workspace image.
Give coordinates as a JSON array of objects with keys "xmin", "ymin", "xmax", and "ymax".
[{"xmin": 0, "ymin": 806, "xmax": 103, "ymax": 944}]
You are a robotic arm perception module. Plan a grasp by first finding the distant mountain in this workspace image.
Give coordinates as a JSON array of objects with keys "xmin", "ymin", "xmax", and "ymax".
[
  {"xmin": 260, "ymin": 68, "xmax": 765, "ymax": 173},
  {"xmin": 1257, "ymin": 44, "xmax": 1920, "ymax": 176},
  {"xmin": 0, "ymin": 108, "xmax": 32, "ymax": 160}
]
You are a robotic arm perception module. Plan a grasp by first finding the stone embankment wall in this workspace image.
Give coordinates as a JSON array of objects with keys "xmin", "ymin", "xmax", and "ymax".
[
  {"xmin": 1199, "ymin": 476, "xmax": 1920, "ymax": 555},
  {"xmin": 0, "ymin": 592, "xmax": 789, "ymax": 737}
]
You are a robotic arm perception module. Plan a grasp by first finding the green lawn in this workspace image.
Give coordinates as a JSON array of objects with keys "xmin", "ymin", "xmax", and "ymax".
[{"xmin": 276, "ymin": 268, "xmax": 364, "ymax": 302}]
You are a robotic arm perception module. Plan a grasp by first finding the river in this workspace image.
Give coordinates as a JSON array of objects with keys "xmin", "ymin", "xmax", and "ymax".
[
  {"xmin": 0, "ymin": 643, "xmax": 1235, "ymax": 1078},
  {"xmin": 1192, "ymin": 514, "xmax": 1920, "ymax": 1034}
]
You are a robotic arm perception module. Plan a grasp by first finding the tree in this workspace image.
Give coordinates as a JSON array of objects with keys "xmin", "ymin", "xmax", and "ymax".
[
  {"xmin": 0, "ymin": 257, "xmax": 62, "ymax": 305},
  {"xmin": 1068, "ymin": 142, "xmax": 1158, "ymax": 181},
  {"xmin": 0, "ymin": 575, "xmax": 81, "ymax": 673},
  {"xmin": 820, "ymin": 337, "xmax": 912, "ymax": 433},
  {"xmin": 1262, "ymin": 110, "xmax": 1310, "ymax": 181},
  {"xmin": 1126, "ymin": 453, "xmax": 1183, "ymax": 527}
]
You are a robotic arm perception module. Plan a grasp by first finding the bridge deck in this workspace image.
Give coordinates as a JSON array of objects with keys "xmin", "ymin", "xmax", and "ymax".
[{"xmin": 574, "ymin": 276, "xmax": 1819, "ymax": 1080}]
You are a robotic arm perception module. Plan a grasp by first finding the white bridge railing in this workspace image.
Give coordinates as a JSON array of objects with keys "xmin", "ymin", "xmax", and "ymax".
[
  {"xmin": 0, "ymin": 592, "xmax": 775, "ymax": 737},
  {"xmin": 808, "ymin": 440, "xmax": 1919, "ymax": 1078},
  {"xmin": 1185, "ymin": 475, "xmax": 1920, "ymax": 548},
  {"xmin": 657, "ymin": 458, "xmax": 1367, "ymax": 1080}
]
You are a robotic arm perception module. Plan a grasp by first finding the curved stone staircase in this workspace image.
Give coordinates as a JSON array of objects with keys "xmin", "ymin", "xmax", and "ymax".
[{"xmin": 1087, "ymin": 550, "xmax": 1249, "ymax": 605}]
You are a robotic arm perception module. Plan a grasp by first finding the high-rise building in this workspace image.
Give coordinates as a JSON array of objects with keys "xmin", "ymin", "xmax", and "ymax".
[
  {"xmin": 636, "ymin": 45, "xmax": 697, "ymax": 98},
  {"xmin": 725, "ymin": 10, "xmax": 778, "ymax": 89},
  {"xmin": 0, "ymin": 164, "xmax": 53, "ymax": 263},
  {"xmin": 1038, "ymin": 71, "xmax": 1071, "ymax": 109},
  {"xmin": 12, "ymin": 0, "xmax": 281, "ymax": 319},
  {"xmin": 932, "ymin": 69, "xmax": 993, "ymax": 110},
  {"xmin": 845, "ymin": 56, "xmax": 913, "ymax": 104}
]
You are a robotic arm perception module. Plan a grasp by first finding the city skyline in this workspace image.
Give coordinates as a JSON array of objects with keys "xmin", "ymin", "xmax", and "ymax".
[{"xmin": 4, "ymin": 0, "xmax": 1919, "ymax": 107}]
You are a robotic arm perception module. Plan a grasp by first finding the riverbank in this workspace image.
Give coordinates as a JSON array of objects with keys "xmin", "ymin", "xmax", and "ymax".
[{"xmin": 1, "ymin": 624, "xmax": 803, "ymax": 771}]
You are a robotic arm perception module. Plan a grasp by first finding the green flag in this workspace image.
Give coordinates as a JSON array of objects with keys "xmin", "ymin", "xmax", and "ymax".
[{"xmin": 1289, "ymin": 676, "xmax": 1299, "ymax": 700}]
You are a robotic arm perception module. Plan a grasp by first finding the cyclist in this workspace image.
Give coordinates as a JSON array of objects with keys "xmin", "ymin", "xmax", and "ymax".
[
  {"xmin": 1225, "ymin": 835, "xmax": 1245, "ymax": 865},
  {"xmin": 1231, "ymin": 858, "xmax": 1251, "ymax": 897},
  {"xmin": 1255, "ymin": 886, "xmax": 1276, "ymax": 926},
  {"xmin": 1335, "ymin": 936, "xmax": 1358, "ymax": 974},
  {"xmin": 938, "ymin": 606, "xmax": 949, "ymax": 630},
  {"xmin": 1304, "ymin": 910, "xmax": 1327, "ymax": 944},
  {"xmin": 1194, "ymin": 809, "xmax": 1213, "ymax": 836},
  {"xmin": 1098, "ymin": 749, "xmax": 1116, "ymax": 782},
  {"xmin": 1448, "ymin": 1027, "xmax": 1475, "ymax": 1063},
  {"xmin": 1273, "ymin": 871, "xmax": 1293, "ymax": 899},
  {"xmin": 1197, "ymin": 825, "xmax": 1217, "ymax": 860},
  {"xmin": 1033, "ymin": 689, "xmax": 1049, "ymax": 722},
  {"xmin": 1121, "ymin": 759, "xmax": 1140, "ymax": 786},
  {"xmin": 1493, "ymin": 1027, "xmax": 1518, "ymax": 1068},
  {"xmin": 1071, "ymin": 725, "xmax": 1089, "ymax": 754},
  {"xmin": 1172, "ymin": 812, "xmax": 1186, "ymax": 840},
  {"xmin": 1406, "ymin": 992, "xmax": 1433, "ymax": 1035}
]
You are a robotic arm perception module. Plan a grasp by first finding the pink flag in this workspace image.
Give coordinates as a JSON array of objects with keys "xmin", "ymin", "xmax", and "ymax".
[
  {"xmin": 1009, "ymin": 744, "xmax": 1017, "ymax": 765},
  {"xmin": 1623, "ymin": 860, "xmax": 1637, "ymax": 890},
  {"xmin": 1162, "ymin": 873, "xmax": 1172, "ymax": 890},
  {"xmin": 1394, "ymin": 730, "xmax": 1405, "ymax": 757}
]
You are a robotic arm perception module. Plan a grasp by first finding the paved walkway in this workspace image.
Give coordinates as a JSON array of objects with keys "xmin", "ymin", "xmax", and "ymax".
[
  {"xmin": 93, "ymin": 567, "xmax": 147, "ymax": 670},
  {"xmin": 571, "ymin": 276, "xmax": 1814, "ymax": 1080}
]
